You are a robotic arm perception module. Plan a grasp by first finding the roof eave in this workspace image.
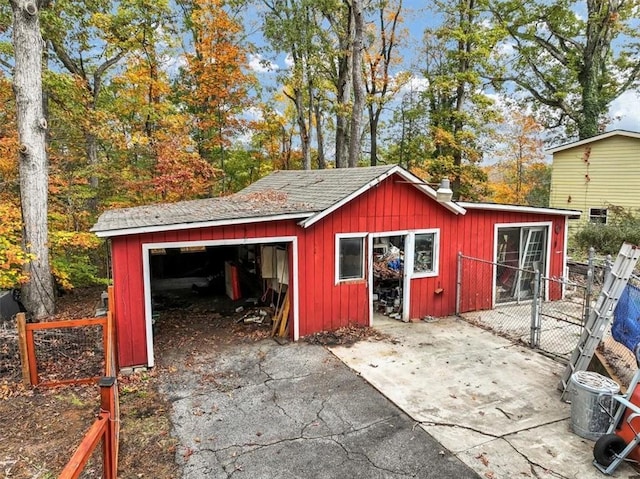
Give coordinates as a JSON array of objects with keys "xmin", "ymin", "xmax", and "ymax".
[
  {"xmin": 546, "ymin": 130, "xmax": 640, "ymax": 154},
  {"xmin": 458, "ymin": 202, "xmax": 582, "ymax": 219},
  {"xmin": 92, "ymin": 212, "xmax": 314, "ymax": 238}
]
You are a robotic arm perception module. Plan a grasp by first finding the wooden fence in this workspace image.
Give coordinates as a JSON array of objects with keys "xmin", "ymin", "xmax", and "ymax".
[
  {"xmin": 17, "ymin": 287, "xmax": 116, "ymax": 387},
  {"xmin": 58, "ymin": 376, "xmax": 119, "ymax": 479},
  {"xmin": 16, "ymin": 286, "xmax": 120, "ymax": 477},
  {"xmin": 59, "ymin": 286, "xmax": 120, "ymax": 478}
]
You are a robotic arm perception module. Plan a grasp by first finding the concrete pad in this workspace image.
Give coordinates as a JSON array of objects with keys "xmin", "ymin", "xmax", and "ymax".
[{"xmin": 330, "ymin": 316, "xmax": 640, "ymax": 479}]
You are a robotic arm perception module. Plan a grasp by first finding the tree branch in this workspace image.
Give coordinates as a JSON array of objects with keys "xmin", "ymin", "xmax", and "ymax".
[
  {"xmin": 49, "ymin": 40, "xmax": 84, "ymax": 78},
  {"xmin": 92, "ymin": 49, "xmax": 126, "ymax": 100},
  {"xmin": 0, "ymin": 57, "xmax": 13, "ymax": 72}
]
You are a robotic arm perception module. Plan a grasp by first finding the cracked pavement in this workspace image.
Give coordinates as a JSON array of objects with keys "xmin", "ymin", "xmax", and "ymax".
[
  {"xmin": 159, "ymin": 340, "xmax": 481, "ymax": 478},
  {"xmin": 330, "ymin": 316, "xmax": 640, "ymax": 479}
]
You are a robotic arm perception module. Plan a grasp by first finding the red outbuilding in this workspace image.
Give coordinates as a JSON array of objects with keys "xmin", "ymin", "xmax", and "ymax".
[{"xmin": 92, "ymin": 165, "xmax": 580, "ymax": 369}]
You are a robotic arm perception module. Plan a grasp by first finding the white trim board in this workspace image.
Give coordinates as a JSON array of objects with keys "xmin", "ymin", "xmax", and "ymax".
[
  {"xmin": 141, "ymin": 235, "xmax": 299, "ymax": 368},
  {"xmin": 93, "ymin": 212, "xmax": 312, "ymax": 238},
  {"xmin": 459, "ymin": 202, "xmax": 581, "ymax": 218},
  {"xmin": 546, "ymin": 129, "xmax": 640, "ymax": 154}
]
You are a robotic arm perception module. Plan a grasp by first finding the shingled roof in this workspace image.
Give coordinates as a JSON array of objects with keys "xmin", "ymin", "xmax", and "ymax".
[{"xmin": 91, "ymin": 165, "xmax": 464, "ymax": 237}]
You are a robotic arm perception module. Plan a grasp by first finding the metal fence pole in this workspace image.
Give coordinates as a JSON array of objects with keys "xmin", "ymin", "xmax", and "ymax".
[
  {"xmin": 584, "ymin": 247, "xmax": 595, "ymax": 324},
  {"xmin": 530, "ymin": 269, "xmax": 541, "ymax": 349},
  {"xmin": 456, "ymin": 252, "xmax": 462, "ymax": 315}
]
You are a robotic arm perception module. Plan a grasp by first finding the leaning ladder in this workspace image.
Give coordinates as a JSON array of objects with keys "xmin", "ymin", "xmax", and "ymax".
[{"xmin": 559, "ymin": 243, "xmax": 640, "ymax": 399}]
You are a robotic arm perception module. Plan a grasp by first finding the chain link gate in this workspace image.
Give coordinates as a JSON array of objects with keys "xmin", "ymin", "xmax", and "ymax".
[{"xmin": 457, "ymin": 250, "xmax": 613, "ymax": 362}]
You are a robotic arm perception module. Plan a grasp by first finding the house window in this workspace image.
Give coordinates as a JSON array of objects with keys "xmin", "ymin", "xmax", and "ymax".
[
  {"xmin": 413, "ymin": 230, "xmax": 439, "ymax": 276},
  {"xmin": 337, "ymin": 235, "xmax": 365, "ymax": 281},
  {"xmin": 589, "ymin": 208, "xmax": 607, "ymax": 224}
]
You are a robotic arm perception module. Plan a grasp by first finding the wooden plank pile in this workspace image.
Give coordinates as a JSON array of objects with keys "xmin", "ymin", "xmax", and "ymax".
[{"xmin": 270, "ymin": 290, "xmax": 290, "ymax": 338}]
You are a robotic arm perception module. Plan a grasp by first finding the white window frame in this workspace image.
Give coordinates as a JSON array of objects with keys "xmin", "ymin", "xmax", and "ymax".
[
  {"xmin": 589, "ymin": 208, "xmax": 608, "ymax": 224},
  {"xmin": 411, "ymin": 229, "xmax": 440, "ymax": 279},
  {"xmin": 335, "ymin": 233, "xmax": 367, "ymax": 284}
]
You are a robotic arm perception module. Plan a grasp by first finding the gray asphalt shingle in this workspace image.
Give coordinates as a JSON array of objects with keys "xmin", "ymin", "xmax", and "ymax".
[{"xmin": 91, "ymin": 165, "xmax": 396, "ymax": 235}]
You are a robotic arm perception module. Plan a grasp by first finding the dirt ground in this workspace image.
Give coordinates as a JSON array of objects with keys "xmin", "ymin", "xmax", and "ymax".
[{"xmin": 0, "ymin": 288, "xmax": 383, "ymax": 478}]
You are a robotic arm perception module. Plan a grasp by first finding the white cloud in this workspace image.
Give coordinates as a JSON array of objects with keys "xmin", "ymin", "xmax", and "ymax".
[
  {"xmin": 608, "ymin": 90, "xmax": 640, "ymax": 132},
  {"xmin": 163, "ymin": 54, "xmax": 188, "ymax": 76},
  {"xmin": 495, "ymin": 40, "xmax": 515, "ymax": 57},
  {"xmin": 244, "ymin": 106, "xmax": 264, "ymax": 122},
  {"xmin": 284, "ymin": 53, "xmax": 295, "ymax": 69},
  {"xmin": 248, "ymin": 54, "xmax": 278, "ymax": 73},
  {"xmin": 397, "ymin": 74, "xmax": 429, "ymax": 95}
]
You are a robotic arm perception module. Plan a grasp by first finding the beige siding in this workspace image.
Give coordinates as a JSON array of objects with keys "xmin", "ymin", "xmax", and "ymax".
[{"xmin": 550, "ymin": 135, "xmax": 640, "ymax": 224}]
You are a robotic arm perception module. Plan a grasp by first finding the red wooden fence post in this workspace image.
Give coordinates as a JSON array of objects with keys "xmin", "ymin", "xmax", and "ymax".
[
  {"xmin": 99, "ymin": 376, "xmax": 117, "ymax": 479},
  {"xmin": 16, "ymin": 313, "xmax": 31, "ymax": 387},
  {"xmin": 107, "ymin": 285, "xmax": 119, "ymax": 372},
  {"xmin": 24, "ymin": 323, "xmax": 39, "ymax": 386}
]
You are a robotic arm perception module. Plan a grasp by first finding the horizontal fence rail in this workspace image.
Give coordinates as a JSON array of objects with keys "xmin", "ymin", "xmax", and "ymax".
[
  {"xmin": 59, "ymin": 376, "xmax": 118, "ymax": 479},
  {"xmin": 17, "ymin": 314, "xmax": 108, "ymax": 387}
]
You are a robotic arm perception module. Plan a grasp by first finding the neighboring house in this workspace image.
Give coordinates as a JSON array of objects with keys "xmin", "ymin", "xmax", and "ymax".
[
  {"xmin": 92, "ymin": 165, "xmax": 580, "ymax": 369},
  {"xmin": 548, "ymin": 130, "xmax": 640, "ymax": 225}
]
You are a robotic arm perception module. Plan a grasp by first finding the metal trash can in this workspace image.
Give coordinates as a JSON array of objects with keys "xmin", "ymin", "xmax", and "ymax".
[{"xmin": 569, "ymin": 371, "xmax": 620, "ymax": 440}]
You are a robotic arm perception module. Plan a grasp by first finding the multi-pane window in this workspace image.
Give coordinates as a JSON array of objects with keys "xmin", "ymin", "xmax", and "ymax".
[
  {"xmin": 413, "ymin": 231, "xmax": 439, "ymax": 276},
  {"xmin": 589, "ymin": 208, "xmax": 607, "ymax": 224}
]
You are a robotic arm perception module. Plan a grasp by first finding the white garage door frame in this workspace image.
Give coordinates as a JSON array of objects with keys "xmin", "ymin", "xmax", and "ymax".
[{"xmin": 142, "ymin": 236, "xmax": 299, "ymax": 367}]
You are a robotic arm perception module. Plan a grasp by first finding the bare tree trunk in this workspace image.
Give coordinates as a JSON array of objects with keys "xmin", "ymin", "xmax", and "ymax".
[
  {"xmin": 335, "ymin": 61, "xmax": 351, "ymax": 168},
  {"xmin": 334, "ymin": 1, "xmax": 352, "ymax": 168},
  {"xmin": 11, "ymin": 0, "xmax": 55, "ymax": 318},
  {"xmin": 314, "ymin": 100, "xmax": 326, "ymax": 169},
  {"xmin": 293, "ymin": 86, "xmax": 311, "ymax": 170},
  {"xmin": 348, "ymin": 0, "xmax": 365, "ymax": 168}
]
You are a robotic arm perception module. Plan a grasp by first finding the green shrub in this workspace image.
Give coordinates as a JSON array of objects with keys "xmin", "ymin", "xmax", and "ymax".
[{"xmin": 573, "ymin": 206, "xmax": 640, "ymax": 255}]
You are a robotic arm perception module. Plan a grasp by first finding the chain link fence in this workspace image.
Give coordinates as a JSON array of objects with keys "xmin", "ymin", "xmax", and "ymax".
[
  {"xmin": 457, "ymin": 253, "xmax": 536, "ymax": 348},
  {"xmin": 458, "ymin": 250, "xmax": 640, "ymax": 389}
]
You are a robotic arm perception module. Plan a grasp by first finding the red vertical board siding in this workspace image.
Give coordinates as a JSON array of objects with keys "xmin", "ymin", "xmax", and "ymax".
[
  {"xmin": 111, "ymin": 236, "xmax": 146, "ymax": 367},
  {"xmin": 110, "ymin": 172, "xmax": 571, "ymax": 367}
]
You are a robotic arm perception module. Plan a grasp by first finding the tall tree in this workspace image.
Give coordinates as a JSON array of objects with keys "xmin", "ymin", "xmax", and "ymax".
[
  {"xmin": 384, "ymin": 85, "xmax": 431, "ymax": 170},
  {"xmin": 184, "ymin": 0, "xmax": 256, "ymax": 191},
  {"xmin": 364, "ymin": 0, "xmax": 406, "ymax": 166},
  {"xmin": 490, "ymin": 0, "xmax": 640, "ymax": 139},
  {"xmin": 324, "ymin": 1, "xmax": 353, "ymax": 168},
  {"xmin": 421, "ymin": 0, "xmax": 502, "ymax": 199},
  {"xmin": 488, "ymin": 109, "xmax": 550, "ymax": 205},
  {"xmin": 348, "ymin": 0, "xmax": 366, "ymax": 167},
  {"xmin": 10, "ymin": 0, "xmax": 55, "ymax": 317},
  {"xmin": 262, "ymin": 0, "xmax": 322, "ymax": 170}
]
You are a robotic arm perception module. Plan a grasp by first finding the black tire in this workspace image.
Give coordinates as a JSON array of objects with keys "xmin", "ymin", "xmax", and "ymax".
[{"xmin": 594, "ymin": 434, "xmax": 627, "ymax": 467}]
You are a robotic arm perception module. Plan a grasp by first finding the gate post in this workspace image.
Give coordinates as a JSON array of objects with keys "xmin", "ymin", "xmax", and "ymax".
[
  {"xmin": 584, "ymin": 247, "xmax": 595, "ymax": 324},
  {"xmin": 530, "ymin": 269, "xmax": 541, "ymax": 348},
  {"xmin": 456, "ymin": 252, "xmax": 462, "ymax": 315},
  {"xmin": 99, "ymin": 376, "xmax": 117, "ymax": 479},
  {"xmin": 16, "ymin": 313, "xmax": 31, "ymax": 387}
]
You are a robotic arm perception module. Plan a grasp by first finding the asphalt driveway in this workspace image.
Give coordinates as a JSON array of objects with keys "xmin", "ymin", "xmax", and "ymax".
[{"xmin": 159, "ymin": 340, "xmax": 480, "ymax": 479}]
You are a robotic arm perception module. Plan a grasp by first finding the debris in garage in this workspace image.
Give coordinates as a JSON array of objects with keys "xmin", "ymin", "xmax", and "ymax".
[{"xmin": 373, "ymin": 239, "xmax": 404, "ymax": 319}]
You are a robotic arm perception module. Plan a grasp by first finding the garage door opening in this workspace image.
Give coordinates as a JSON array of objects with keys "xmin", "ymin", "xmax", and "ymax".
[{"xmin": 142, "ymin": 238, "xmax": 297, "ymax": 366}]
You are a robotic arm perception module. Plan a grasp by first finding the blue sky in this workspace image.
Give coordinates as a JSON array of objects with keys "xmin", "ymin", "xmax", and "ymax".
[{"xmin": 245, "ymin": 0, "xmax": 640, "ymax": 139}]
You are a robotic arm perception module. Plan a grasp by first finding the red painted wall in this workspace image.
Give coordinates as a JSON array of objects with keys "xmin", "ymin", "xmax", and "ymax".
[
  {"xmin": 111, "ymin": 220, "xmax": 300, "ymax": 367},
  {"xmin": 110, "ymin": 172, "xmax": 568, "ymax": 367}
]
